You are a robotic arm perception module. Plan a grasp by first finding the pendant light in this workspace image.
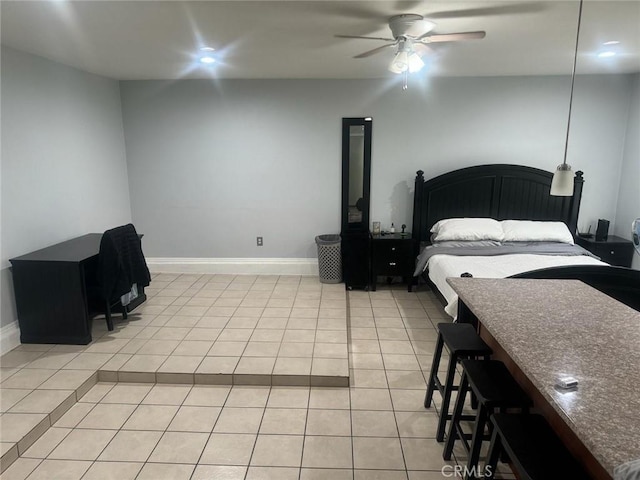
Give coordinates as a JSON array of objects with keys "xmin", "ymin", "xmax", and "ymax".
[{"xmin": 551, "ymin": 0, "xmax": 584, "ymax": 196}]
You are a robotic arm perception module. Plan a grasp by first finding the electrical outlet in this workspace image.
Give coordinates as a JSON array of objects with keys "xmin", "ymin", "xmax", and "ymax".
[{"xmin": 257, "ymin": 236, "xmax": 263, "ymax": 246}]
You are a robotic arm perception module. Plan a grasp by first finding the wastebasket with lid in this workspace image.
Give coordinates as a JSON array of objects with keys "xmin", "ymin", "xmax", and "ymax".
[{"xmin": 315, "ymin": 234, "xmax": 342, "ymax": 284}]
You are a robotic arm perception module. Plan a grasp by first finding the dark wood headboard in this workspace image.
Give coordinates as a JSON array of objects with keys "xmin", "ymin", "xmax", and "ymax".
[{"xmin": 411, "ymin": 164, "xmax": 584, "ymax": 244}]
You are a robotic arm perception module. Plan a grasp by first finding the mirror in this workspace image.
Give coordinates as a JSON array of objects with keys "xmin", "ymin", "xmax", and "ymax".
[
  {"xmin": 341, "ymin": 117, "xmax": 372, "ymax": 232},
  {"xmin": 348, "ymin": 125, "xmax": 365, "ymax": 224}
]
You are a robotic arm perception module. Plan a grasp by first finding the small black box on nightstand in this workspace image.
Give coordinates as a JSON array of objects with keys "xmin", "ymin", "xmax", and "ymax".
[{"xmin": 595, "ymin": 219, "xmax": 610, "ymax": 241}]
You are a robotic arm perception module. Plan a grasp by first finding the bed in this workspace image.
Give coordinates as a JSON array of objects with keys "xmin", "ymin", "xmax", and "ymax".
[{"xmin": 410, "ymin": 164, "xmax": 640, "ymax": 315}]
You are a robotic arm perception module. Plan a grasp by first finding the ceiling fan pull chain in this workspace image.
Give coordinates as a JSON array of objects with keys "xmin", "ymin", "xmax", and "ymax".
[{"xmin": 403, "ymin": 70, "xmax": 408, "ymax": 90}]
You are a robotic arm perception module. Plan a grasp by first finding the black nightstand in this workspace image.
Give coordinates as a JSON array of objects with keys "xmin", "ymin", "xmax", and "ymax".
[
  {"xmin": 370, "ymin": 233, "xmax": 416, "ymax": 291},
  {"xmin": 575, "ymin": 234, "xmax": 634, "ymax": 267}
]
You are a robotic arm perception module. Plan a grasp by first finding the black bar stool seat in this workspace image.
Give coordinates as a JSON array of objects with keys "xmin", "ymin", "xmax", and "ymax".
[
  {"xmin": 462, "ymin": 360, "xmax": 531, "ymax": 409},
  {"xmin": 484, "ymin": 414, "xmax": 591, "ymax": 480},
  {"xmin": 439, "ymin": 323, "xmax": 493, "ymax": 355},
  {"xmin": 443, "ymin": 360, "xmax": 532, "ymax": 480},
  {"xmin": 425, "ymin": 322, "xmax": 492, "ymax": 442}
]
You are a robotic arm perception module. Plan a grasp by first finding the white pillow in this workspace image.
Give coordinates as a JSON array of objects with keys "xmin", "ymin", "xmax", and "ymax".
[
  {"xmin": 501, "ymin": 220, "xmax": 574, "ymax": 244},
  {"xmin": 430, "ymin": 218, "xmax": 504, "ymax": 242}
]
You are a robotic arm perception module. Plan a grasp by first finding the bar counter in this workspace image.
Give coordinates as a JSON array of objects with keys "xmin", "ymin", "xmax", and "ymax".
[{"xmin": 447, "ymin": 277, "xmax": 640, "ymax": 478}]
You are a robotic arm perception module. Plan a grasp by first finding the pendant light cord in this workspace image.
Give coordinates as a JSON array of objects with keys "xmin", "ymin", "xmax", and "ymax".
[{"xmin": 562, "ymin": 0, "xmax": 584, "ymax": 166}]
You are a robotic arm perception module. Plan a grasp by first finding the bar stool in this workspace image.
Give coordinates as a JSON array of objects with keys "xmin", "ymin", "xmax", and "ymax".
[
  {"xmin": 484, "ymin": 414, "xmax": 591, "ymax": 480},
  {"xmin": 425, "ymin": 323, "xmax": 493, "ymax": 442},
  {"xmin": 443, "ymin": 360, "xmax": 531, "ymax": 480}
]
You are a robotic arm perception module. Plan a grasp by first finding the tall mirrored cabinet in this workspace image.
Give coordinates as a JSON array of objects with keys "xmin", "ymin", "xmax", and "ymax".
[{"xmin": 341, "ymin": 117, "xmax": 372, "ymax": 289}]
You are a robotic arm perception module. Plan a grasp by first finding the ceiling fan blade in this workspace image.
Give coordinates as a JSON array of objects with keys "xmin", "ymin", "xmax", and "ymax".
[
  {"xmin": 335, "ymin": 34, "xmax": 395, "ymax": 42},
  {"xmin": 426, "ymin": 2, "xmax": 545, "ymax": 19},
  {"xmin": 394, "ymin": 0, "xmax": 423, "ymax": 10},
  {"xmin": 421, "ymin": 31, "xmax": 486, "ymax": 43},
  {"xmin": 354, "ymin": 43, "xmax": 397, "ymax": 59},
  {"xmin": 317, "ymin": 3, "xmax": 384, "ymax": 20}
]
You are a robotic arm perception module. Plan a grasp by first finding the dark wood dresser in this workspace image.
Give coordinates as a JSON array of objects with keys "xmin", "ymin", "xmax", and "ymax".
[
  {"xmin": 575, "ymin": 234, "xmax": 634, "ymax": 267},
  {"xmin": 370, "ymin": 233, "xmax": 415, "ymax": 291},
  {"xmin": 9, "ymin": 234, "xmax": 147, "ymax": 344}
]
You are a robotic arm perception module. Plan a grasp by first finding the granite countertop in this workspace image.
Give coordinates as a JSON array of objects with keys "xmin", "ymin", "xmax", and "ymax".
[{"xmin": 447, "ymin": 277, "xmax": 640, "ymax": 477}]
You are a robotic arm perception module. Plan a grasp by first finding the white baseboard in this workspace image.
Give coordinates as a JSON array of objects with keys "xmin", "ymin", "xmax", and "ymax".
[
  {"xmin": 147, "ymin": 257, "xmax": 319, "ymax": 276},
  {"xmin": 1, "ymin": 321, "xmax": 21, "ymax": 355}
]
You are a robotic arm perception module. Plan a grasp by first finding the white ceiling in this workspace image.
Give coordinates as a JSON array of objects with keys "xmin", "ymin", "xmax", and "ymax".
[{"xmin": 1, "ymin": 1, "xmax": 639, "ymax": 80}]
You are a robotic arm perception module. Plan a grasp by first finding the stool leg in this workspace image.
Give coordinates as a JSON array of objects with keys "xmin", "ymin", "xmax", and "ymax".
[
  {"xmin": 470, "ymin": 390, "xmax": 479, "ymax": 410},
  {"xmin": 436, "ymin": 352, "xmax": 458, "ymax": 442},
  {"xmin": 105, "ymin": 302, "xmax": 114, "ymax": 331},
  {"xmin": 443, "ymin": 372, "xmax": 468, "ymax": 460},
  {"xmin": 464, "ymin": 405, "xmax": 489, "ymax": 480},
  {"xmin": 483, "ymin": 428, "xmax": 502, "ymax": 480},
  {"xmin": 470, "ymin": 354, "xmax": 490, "ymax": 410},
  {"xmin": 424, "ymin": 333, "xmax": 444, "ymax": 408}
]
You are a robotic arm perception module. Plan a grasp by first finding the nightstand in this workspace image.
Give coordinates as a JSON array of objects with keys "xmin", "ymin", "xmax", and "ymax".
[
  {"xmin": 370, "ymin": 233, "xmax": 416, "ymax": 291},
  {"xmin": 575, "ymin": 234, "xmax": 634, "ymax": 267}
]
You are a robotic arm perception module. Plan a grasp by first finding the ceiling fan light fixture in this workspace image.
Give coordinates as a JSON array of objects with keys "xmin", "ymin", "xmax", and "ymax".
[
  {"xmin": 408, "ymin": 52, "xmax": 425, "ymax": 73},
  {"xmin": 389, "ymin": 50, "xmax": 409, "ymax": 74}
]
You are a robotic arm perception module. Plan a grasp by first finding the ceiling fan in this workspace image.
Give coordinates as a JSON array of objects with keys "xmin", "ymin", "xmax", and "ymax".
[{"xmin": 335, "ymin": 14, "xmax": 485, "ymax": 74}]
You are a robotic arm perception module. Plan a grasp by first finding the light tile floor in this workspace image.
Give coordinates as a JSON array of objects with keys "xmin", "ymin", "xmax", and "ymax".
[
  {"xmin": 94, "ymin": 273, "xmax": 349, "ymax": 386},
  {"xmin": 1, "ymin": 274, "xmax": 516, "ymax": 479}
]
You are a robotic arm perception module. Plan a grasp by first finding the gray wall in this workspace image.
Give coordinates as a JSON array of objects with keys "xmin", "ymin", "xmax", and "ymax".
[
  {"xmin": 121, "ymin": 74, "xmax": 634, "ymax": 259},
  {"xmin": 614, "ymin": 73, "xmax": 640, "ymax": 269},
  {"xmin": 1, "ymin": 47, "xmax": 132, "ymax": 327}
]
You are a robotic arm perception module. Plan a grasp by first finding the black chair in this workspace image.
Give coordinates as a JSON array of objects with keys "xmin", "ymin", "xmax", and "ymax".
[
  {"xmin": 425, "ymin": 322, "xmax": 493, "ymax": 441},
  {"xmin": 443, "ymin": 360, "xmax": 531, "ymax": 480},
  {"xmin": 93, "ymin": 224, "xmax": 151, "ymax": 330},
  {"xmin": 484, "ymin": 414, "xmax": 591, "ymax": 480}
]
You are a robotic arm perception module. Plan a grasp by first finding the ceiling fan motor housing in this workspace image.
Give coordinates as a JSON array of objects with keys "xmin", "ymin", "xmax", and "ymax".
[{"xmin": 389, "ymin": 14, "xmax": 424, "ymax": 39}]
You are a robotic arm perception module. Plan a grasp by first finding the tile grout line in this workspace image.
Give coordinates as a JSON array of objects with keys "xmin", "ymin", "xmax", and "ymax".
[
  {"xmin": 10, "ymin": 283, "xmax": 499, "ymax": 479},
  {"xmin": 346, "ymin": 292, "xmax": 356, "ymax": 480},
  {"xmin": 1, "ymin": 276, "xmax": 350, "ymax": 476},
  {"xmin": 0, "ymin": 371, "xmax": 99, "ymax": 474},
  {"xmin": 389, "ymin": 290, "xmax": 419, "ymax": 476}
]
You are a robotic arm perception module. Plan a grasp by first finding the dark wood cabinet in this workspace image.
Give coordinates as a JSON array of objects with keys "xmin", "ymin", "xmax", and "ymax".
[
  {"xmin": 341, "ymin": 117, "xmax": 372, "ymax": 290},
  {"xmin": 575, "ymin": 234, "xmax": 634, "ymax": 268},
  {"xmin": 9, "ymin": 234, "xmax": 147, "ymax": 344},
  {"xmin": 370, "ymin": 233, "xmax": 415, "ymax": 291},
  {"xmin": 342, "ymin": 232, "xmax": 371, "ymax": 290}
]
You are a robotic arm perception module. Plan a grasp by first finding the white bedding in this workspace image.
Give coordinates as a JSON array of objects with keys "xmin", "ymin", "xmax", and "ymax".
[{"xmin": 428, "ymin": 254, "xmax": 608, "ymax": 317}]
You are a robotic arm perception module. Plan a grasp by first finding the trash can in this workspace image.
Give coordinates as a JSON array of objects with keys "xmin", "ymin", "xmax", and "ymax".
[{"xmin": 315, "ymin": 234, "xmax": 342, "ymax": 284}]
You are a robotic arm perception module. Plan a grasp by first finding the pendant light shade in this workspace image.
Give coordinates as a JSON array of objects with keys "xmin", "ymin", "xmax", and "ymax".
[
  {"xmin": 550, "ymin": 163, "xmax": 574, "ymax": 196},
  {"xmin": 550, "ymin": 0, "xmax": 583, "ymax": 197}
]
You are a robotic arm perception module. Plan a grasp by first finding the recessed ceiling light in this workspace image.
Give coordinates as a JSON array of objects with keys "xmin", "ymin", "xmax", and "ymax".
[
  {"xmin": 603, "ymin": 41, "xmax": 620, "ymax": 46},
  {"xmin": 597, "ymin": 51, "xmax": 616, "ymax": 58},
  {"xmin": 198, "ymin": 47, "xmax": 216, "ymax": 65}
]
